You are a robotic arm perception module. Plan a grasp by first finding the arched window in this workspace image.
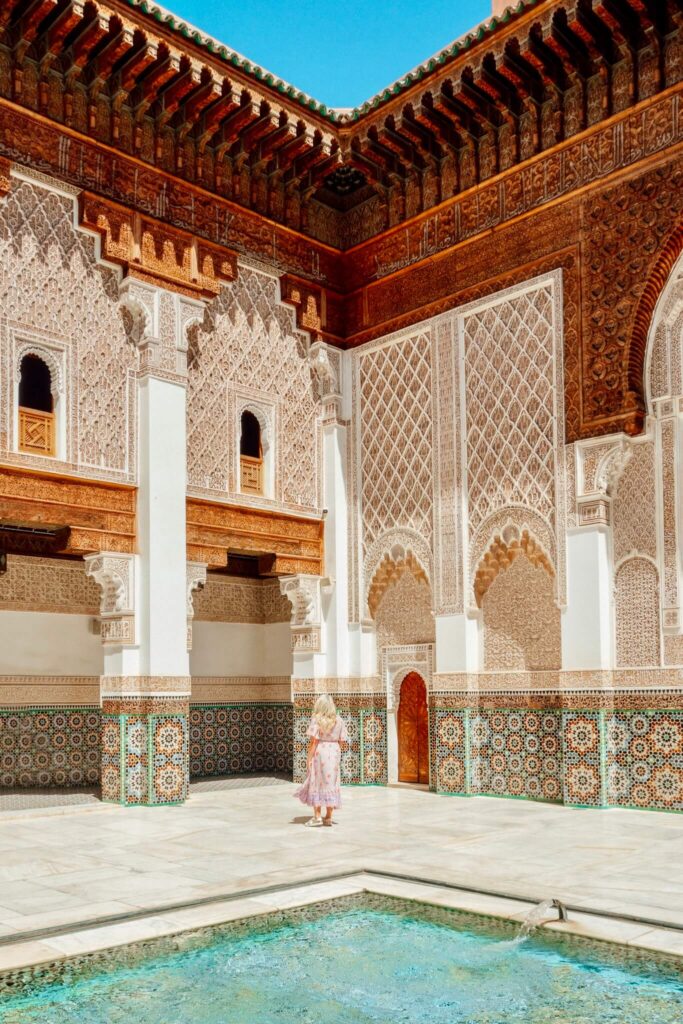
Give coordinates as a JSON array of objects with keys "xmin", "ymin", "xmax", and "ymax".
[
  {"xmin": 240, "ymin": 410, "xmax": 263, "ymax": 494},
  {"xmin": 18, "ymin": 355, "xmax": 55, "ymax": 456}
]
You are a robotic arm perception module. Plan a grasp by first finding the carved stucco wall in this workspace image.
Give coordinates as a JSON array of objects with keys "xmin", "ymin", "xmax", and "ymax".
[
  {"xmin": 186, "ymin": 264, "xmax": 320, "ymax": 512},
  {"xmin": 0, "ymin": 555, "xmax": 99, "ymax": 613},
  {"xmin": 615, "ymin": 558, "xmax": 662, "ymax": 668},
  {"xmin": 350, "ymin": 327, "xmax": 434, "ymax": 621},
  {"xmin": 481, "ymin": 555, "xmax": 561, "ymax": 671},
  {"xmin": 612, "ymin": 441, "xmax": 657, "ymax": 565},
  {"xmin": 375, "ymin": 572, "xmax": 435, "ymax": 651},
  {"xmin": 462, "ymin": 274, "xmax": 565, "ymax": 609},
  {"xmin": 350, "ymin": 271, "xmax": 565, "ymax": 626},
  {"xmin": 0, "ymin": 174, "xmax": 136, "ymax": 480},
  {"xmin": 193, "ymin": 576, "xmax": 290, "ymax": 624}
]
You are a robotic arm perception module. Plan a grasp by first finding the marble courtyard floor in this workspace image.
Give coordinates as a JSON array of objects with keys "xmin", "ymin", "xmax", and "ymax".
[{"xmin": 1, "ymin": 782, "xmax": 683, "ymax": 969}]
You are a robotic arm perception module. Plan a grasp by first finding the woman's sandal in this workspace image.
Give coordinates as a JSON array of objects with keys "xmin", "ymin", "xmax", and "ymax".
[
  {"xmin": 305, "ymin": 816, "xmax": 323, "ymax": 827},
  {"xmin": 322, "ymin": 817, "xmax": 333, "ymax": 826}
]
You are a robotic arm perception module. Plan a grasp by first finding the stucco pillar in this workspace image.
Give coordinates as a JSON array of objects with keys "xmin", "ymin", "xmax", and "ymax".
[
  {"xmin": 562, "ymin": 522, "xmax": 613, "ymax": 670},
  {"xmin": 434, "ymin": 613, "xmax": 481, "ymax": 672},
  {"xmin": 89, "ymin": 281, "xmax": 204, "ymax": 805}
]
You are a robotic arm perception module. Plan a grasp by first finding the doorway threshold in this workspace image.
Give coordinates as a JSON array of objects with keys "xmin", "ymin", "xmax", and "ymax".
[{"xmin": 389, "ymin": 782, "xmax": 430, "ymax": 791}]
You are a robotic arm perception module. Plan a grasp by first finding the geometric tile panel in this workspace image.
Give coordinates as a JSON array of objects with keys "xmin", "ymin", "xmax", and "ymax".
[
  {"xmin": 340, "ymin": 711, "xmax": 362, "ymax": 785},
  {"xmin": 190, "ymin": 704, "xmax": 293, "ymax": 779},
  {"xmin": 431, "ymin": 709, "xmax": 469, "ymax": 795},
  {"xmin": 101, "ymin": 713, "xmax": 189, "ymax": 806},
  {"xmin": 362, "ymin": 710, "xmax": 388, "ymax": 784},
  {"xmin": 100, "ymin": 715, "xmax": 120, "ymax": 802},
  {"xmin": 471, "ymin": 709, "xmax": 563, "ymax": 803},
  {"xmin": 153, "ymin": 716, "xmax": 188, "ymax": 804},
  {"xmin": 606, "ymin": 711, "xmax": 683, "ymax": 811},
  {"xmin": 0, "ymin": 708, "xmax": 100, "ymax": 788},
  {"xmin": 124, "ymin": 715, "xmax": 148, "ymax": 805},
  {"xmin": 430, "ymin": 703, "xmax": 683, "ymax": 813},
  {"xmin": 562, "ymin": 710, "xmax": 605, "ymax": 807}
]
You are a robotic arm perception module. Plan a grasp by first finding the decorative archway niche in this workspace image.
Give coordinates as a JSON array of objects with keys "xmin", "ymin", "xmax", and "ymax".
[
  {"xmin": 234, "ymin": 398, "xmax": 275, "ymax": 500},
  {"xmin": 474, "ymin": 526, "xmax": 560, "ymax": 672},
  {"xmin": 363, "ymin": 530, "xmax": 432, "ymax": 621},
  {"xmin": 13, "ymin": 339, "xmax": 66, "ymax": 460},
  {"xmin": 626, "ymin": 223, "xmax": 683, "ymax": 433},
  {"xmin": 473, "ymin": 525, "xmax": 555, "ymax": 608},
  {"xmin": 383, "ymin": 645, "xmax": 434, "ymax": 786},
  {"xmin": 397, "ymin": 671, "xmax": 429, "ymax": 785}
]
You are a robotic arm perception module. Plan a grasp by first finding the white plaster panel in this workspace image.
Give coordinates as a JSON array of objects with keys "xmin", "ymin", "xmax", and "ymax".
[
  {"xmin": 190, "ymin": 622, "xmax": 292, "ymax": 677},
  {"xmin": 0, "ymin": 612, "xmax": 103, "ymax": 675}
]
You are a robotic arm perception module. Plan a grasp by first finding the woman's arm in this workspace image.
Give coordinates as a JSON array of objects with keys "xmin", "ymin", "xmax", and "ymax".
[{"xmin": 306, "ymin": 737, "xmax": 318, "ymax": 769}]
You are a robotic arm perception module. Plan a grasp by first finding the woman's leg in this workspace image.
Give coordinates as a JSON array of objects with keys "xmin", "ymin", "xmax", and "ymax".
[
  {"xmin": 314, "ymin": 805, "xmax": 322, "ymax": 818},
  {"xmin": 323, "ymin": 807, "xmax": 333, "ymax": 823}
]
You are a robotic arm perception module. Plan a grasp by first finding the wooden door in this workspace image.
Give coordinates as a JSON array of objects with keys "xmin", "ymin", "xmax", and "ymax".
[{"xmin": 397, "ymin": 672, "xmax": 429, "ymax": 784}]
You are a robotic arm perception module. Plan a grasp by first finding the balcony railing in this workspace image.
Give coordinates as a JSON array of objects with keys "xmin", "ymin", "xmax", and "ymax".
[
  {"xmin": 240, "ymin": 454, "xmax": 263, "ymax": 495},
  {"xmin": 19, "ymin": 407, "xmax": 55, "ymax": 457}
]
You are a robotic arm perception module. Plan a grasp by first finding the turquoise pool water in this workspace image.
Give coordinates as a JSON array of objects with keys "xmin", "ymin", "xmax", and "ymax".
[{"xmin": 2, "ymin": 904, "xmax": 683, "ymax": 1023}]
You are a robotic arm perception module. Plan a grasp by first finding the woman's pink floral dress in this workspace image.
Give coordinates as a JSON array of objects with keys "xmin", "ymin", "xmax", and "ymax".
[{"xmin": 294, "ymin": 715, "xmax": 349, "ymax": 808}]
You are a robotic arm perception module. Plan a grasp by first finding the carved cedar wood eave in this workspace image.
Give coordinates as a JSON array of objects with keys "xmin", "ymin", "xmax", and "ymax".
[
  {"xmin": 104, "ymin": 0, "xmax": 342, "ymax": 133},
  {"xmin": 0, "ymin": 464, "xmax": 136, "ymax": 554},
  {"xmin": 0, "ymin": 0, "xmax": 680, "ymax": 246},
  {"xmin": 0, "ymin": 1, "xmax": 680, "ymax": 440},
  {"xmin": 0, "ymin": 100, "xmax": 344, "ymax": 288},
  {"xmin": 186, "ymin": 497, "xmax": 324, "ymax": 576}
]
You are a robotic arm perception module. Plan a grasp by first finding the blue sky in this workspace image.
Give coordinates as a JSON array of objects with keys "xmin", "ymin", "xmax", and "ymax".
[{"xmin": 163, "ymin": 1, "xmax": 492, "ymax": 108}]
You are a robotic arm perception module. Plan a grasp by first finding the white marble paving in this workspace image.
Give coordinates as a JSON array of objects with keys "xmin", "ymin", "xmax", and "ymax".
[{"xmin": 0, "ymin": 785, "xmax": 682, "ymax": 968}]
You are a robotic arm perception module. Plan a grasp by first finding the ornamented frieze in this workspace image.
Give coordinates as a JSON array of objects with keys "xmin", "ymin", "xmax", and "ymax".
[
  {"xmin": 432, "ymin": 668, "xmax": 683, "ymax": 692},
  {"xmin": 0, "ymin": 466, "xmax": 136, "ymax": 555},
  {"xmin": 100, "ymin": 678, "xmax": 191, "ymax": 699},
  {"xmin": 80, "ymin": 193, "xmax": 237, "ymax": 298},
  {"xmin": 190, "ymin": 676, "xmax": 292, "ymax": 703},
  {"xmin": 186, "ymin": 497, "xmax": 324, "ymax": 575}
]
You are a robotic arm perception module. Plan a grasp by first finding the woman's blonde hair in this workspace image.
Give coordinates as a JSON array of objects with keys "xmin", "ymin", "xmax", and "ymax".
[{"xmin": 313, "ymin": 694, "xmax": 337, "ymax": 734}]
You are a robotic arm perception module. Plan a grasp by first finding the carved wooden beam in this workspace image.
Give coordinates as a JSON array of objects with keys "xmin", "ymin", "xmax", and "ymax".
[
  {"xmin": 80, "ymin": 16, "xmax": 129, "ymax": 84},
  {"xmin": 416, "ymin": 94, "xmax": 464, "ymax": 150},
  {"xmin": 154, "ymin": 57, "xmax": 202, "ymax": 128},
  {"xmin": 35, "ymin": 0, "xmax": 86, "ymax": 64},
  {"xmin": 109, "ymin": 34, "xmax": 158, "ymax": 97},
  {"xmin": 527, "ymin": 25, "xmax": 570, "ymax": 90},
  {"xmin": 0, "ymin": 0, "xmax": 24, "ymax": 34},
  {"xmin": 8, "ymin": 0, "xmax": 58, "ymax": 51}
]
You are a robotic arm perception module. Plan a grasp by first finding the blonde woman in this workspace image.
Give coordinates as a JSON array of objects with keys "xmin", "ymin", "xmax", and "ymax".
[{"xmin": 294, "ymin": 694, "xmax": 348, "ymax": 827}]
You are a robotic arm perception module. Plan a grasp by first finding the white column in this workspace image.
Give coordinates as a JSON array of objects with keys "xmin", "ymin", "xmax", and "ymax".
[
  {"xmin": 137, "ymin": 372, "xmax": 188, "ymax": 674},
  {"xmin": 562, "ymin": 526, "xmax": 613, "ymax": 669},
  {"xmin": 118, "ymin": 280, "xmax": 204, "ymax": 678},
  {"xmin": 434, "ymin": 613, "xmax": 481, "ymax": 672}
]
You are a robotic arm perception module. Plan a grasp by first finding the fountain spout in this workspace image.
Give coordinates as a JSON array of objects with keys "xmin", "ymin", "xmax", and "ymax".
[{"xmin": 551, "ymin": 899, "xmax": 568, "ymax": 922}]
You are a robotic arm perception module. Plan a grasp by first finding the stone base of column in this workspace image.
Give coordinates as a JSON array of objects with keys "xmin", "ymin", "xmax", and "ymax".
[{"xmin": 101, "ymin": 696, "xmax": 189, "ymax": 806}]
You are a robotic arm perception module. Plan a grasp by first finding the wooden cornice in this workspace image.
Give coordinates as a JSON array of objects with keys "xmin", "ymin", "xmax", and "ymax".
[
  {"xmin": 0, "ymin": 0, "xmax": 678, "ymax": 242},
  {"xmin": 186, "ymin": 497, "xmax": 324, "ymax": 576},
  {"xmin": 0, "ymin": 465, "xmax": 136, "ymax": 555}
]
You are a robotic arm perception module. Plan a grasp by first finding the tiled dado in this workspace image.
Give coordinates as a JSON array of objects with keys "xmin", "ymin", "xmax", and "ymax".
[
  {"xmin": 101, "ymin": 698, "xmax": 189, "ymax": 806},
  {"xmin": 430, "ymin": 696, "xmax": 683, "ymax": 813},
  {"xmin": 189, "ymin": 704, "xmax": 293, "ymax": 778},
  {"xmin": 293, "ymin": 696, "xmax": 388, "ymax": 787},
  {"xmin": 0, "ymin": 707, "xmax": 100, "ymax": 787}
]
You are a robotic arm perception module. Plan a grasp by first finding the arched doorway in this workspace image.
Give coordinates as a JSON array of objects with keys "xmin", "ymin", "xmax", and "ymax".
[{"xmin": 397, "ymin": 672, "xmax": 429, "ymax": 784}]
